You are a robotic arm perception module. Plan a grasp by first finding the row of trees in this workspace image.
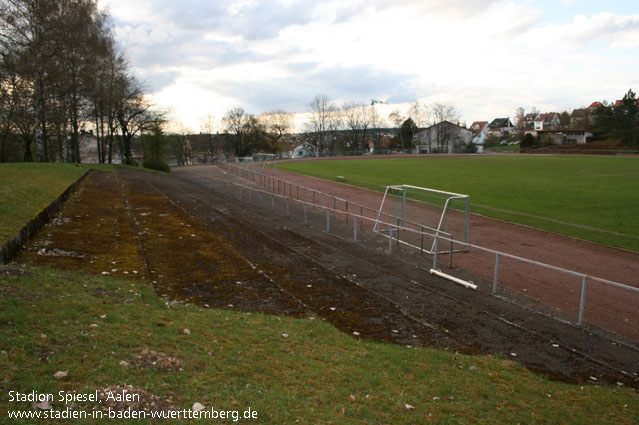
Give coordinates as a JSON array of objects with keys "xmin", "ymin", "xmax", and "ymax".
[
  {"xmin": 216, "ymin": 95, "xmax": 461, "ymax": 158},
  {"xmin": 0, "ymin": 0, "xmax": 163, "ymax": 164},
  {"xmin": 591, "ymin": 89, "xmax": 639, "ymax": 147}
]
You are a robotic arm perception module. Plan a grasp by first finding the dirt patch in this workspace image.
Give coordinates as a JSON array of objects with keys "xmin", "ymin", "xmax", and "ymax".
[
  {"xmin": 96, "ymin": 384, "xmax": 176, "ymax": 414},
  {"xmin": 126, "ymin": 349, "xmax": 184, "ymax": 371},
  {"xmin": 18, "ymin": 172, "xmax": 148, "ymax": 281}
]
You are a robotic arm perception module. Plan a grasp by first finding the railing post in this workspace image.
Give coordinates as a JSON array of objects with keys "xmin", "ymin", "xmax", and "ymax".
[
  {"xmin": 449, "ymin": 238, "xmax": 454, "ymax": 269},
  {"xmin": 286, "ymin": 198, "xmax": 290, "ymax": 217},
  {"xmin": 304, "ymin": 202, "xmax": 307, "ymax": 224},
  {"xmin": 345, "ymin": 202, "xmax": 349, "ymax": 223},
  {"xmin": 389, "ymin": 227, "xmax": 393, "ymax": 254},
  {"xmin": 432, "ymin": 236, "xmax": 438, "ymax": 269},
  {"xmin": 492, "ymin": 253, "xmax": 500, "ymax": 295},
  {"xmin": 465, "ymin": 197, "xmax": 470, "ymax": 250},
  {"xmin": 360, "ymin": 206, "xmax": 363, "ymax": 230},
  {"xmin": 354, "ymin": 215, "xmax": 358, "ymax": 242},
  {"xmin": 326, "ymin": 208, "xmax": 330, "ymax": 232},
  {"xmin": 421, "ymin": 226, "xmax": 424, "ymax": 255},
  {"xmin": 578, "ymin": 276, "xmax": 588, "ymax": 325}
]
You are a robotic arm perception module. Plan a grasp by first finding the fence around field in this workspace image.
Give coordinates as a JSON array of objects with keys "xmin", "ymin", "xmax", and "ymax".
[{"xmin": 187, "ymin": 163, "xmax": 639, "ymax": 344}]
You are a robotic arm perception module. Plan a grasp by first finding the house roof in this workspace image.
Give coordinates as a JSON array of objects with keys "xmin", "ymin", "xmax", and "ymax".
[
  {"xmin": 535, "ymin": 113, "xmax": 559, "ymax": 123},
  {"xmin": 588, "ymin": 102, "xmax": 603, "ymax": 109},
  {"xmin": 422, "ymin": 120, "xmax": 472, "ymax": 131},
  {"xmin": 469, "ymin": 121, "xmax": 488, "ymax": 133},
  {"xmin": 488, "ymin": 118, "xmax": 513, "ymax": 128},
  {"xmin": 524, "ymin": 113, "xmax": 538, "ymax": 121}
]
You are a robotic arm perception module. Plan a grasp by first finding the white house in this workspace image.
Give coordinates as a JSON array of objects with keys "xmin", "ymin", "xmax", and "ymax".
[
  {"xmin": 413, "ymin": 121, "xmax": 473, "ymax": 154},
  {"xmin": 292, "ymin": 141, "xmax": 316, "ymax": 158},
  {"xmin": 469, "ymin": 121, "xmax": 488, "ymax": 154},
  {"xmin": 534, "ymin": 113, "xmax": 560, "ymax": 131}
]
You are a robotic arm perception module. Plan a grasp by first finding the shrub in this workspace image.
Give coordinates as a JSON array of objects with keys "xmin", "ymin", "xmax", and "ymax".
[{"xmin": 142, "ymin": 159, "xmax": 171, "ymax": 173}]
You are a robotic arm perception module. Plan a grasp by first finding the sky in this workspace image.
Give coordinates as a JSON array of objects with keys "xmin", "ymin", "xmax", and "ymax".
[{"xmin": 98, "ymin": 0, "xmax": 639, "ymax": 132}]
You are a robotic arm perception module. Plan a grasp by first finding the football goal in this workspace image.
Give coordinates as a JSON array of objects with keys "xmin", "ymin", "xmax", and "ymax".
[
  {"xmin": 374, "ymin": 185, "xmax": 469, "ymax": 254},
  {"xmin": 252, "ymin": 153, "xmax": 276, "ymax": 174}
]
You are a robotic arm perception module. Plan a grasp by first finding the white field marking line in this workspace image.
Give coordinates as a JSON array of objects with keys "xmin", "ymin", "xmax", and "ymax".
[{"xmin": 470, "ymin": 203, "xmax": 639, "ymax": 240}]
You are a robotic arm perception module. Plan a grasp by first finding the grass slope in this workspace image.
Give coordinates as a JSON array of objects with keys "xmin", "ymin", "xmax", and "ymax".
[
  {"xmin": 1, "ymin": 265, "xmax": 637, "ymax": 424},
  {"xmin": 0, "ymin": 163, "xmax": 114, "ymax": 244},
  {"xmin": 276, "ymin": 155, "xmax": 639, "ymax": 251}
]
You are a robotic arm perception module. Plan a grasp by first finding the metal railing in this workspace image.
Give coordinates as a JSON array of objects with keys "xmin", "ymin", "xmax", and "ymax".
[{"xmin": 193, "ymin": 163, "xmax": 639, "ymax": 344}]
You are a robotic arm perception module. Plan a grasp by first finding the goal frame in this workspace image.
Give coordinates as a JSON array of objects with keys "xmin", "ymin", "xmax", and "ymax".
[
  {"xmin": 252, "ymin": 153, "xmax": 276, "ymax": 174},
  {"xmin": 374, "ymin": 184, "xmax": 469, "ymax": 253}
]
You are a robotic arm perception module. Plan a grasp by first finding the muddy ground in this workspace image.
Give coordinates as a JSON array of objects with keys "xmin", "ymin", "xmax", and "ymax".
[{"xmin": 18, "ymin": 167, "xmax": 639, "ymax": 388}]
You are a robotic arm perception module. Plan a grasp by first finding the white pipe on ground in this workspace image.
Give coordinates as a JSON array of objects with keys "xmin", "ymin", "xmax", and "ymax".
[{"xmin": 430, "ymin": 269, "xmax": 477, "ymax": 290}]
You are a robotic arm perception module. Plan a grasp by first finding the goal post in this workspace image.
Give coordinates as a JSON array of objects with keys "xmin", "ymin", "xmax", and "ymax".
[
  {"xmin": 252, "ymin": 153, "xmax": 276, "ymax": 174},
  {"xmin": 374, "ymin": 184, "xmax": 469, "ymax": 254}
]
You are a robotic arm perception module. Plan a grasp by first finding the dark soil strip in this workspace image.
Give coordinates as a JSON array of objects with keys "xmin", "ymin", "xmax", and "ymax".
[{"xmin": 118, "ymin": 168, "xmax": 464, "ymax": 351}]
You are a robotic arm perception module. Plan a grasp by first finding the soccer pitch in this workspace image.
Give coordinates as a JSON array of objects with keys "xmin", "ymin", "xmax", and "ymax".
[{"xmin": 275, "ymin": 155, "xmax": 639, "ymax": 252}]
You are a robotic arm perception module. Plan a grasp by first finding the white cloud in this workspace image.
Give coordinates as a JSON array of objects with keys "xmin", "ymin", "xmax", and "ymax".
[{"xmin": 98, "ymin": 0, "xmax": 639, "ymax": 131}]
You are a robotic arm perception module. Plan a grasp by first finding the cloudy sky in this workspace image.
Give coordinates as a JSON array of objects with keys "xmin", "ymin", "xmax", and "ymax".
[{"xmin": 98, "ymin": 0, "xmax": 639, "ymax": 132}]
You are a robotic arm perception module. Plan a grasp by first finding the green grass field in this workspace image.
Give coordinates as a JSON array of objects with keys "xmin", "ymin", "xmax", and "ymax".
[
  {"xmin": 275, "ymin": 155, "xmax": 639, "ymax": 251},
  {"xmin": 1, "ymin": 265, "xmax": 637, "ymax": 424},
  {"xmin": 0, "ymin": 163, "xmax": 114, "ymax": 244}
]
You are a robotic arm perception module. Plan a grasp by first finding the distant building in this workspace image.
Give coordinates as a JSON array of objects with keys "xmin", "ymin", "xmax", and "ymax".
[
  {"xmin": 469, "ymin": 121, "xmax": 488, "ymax": 153},
  {"xmin": 413, "ymin": 121, "xmax": 473, "ymax": 154},
  {"xmin": 487, "ymin": 118, "xmax": 514, "ymax": 135},
  {"xmin": 292, "ymin": 141, "xmax": 316, "ymax": 158},
  {"xmin": 533, "ymin": 113, "xmax": 560, "ymax": 131}
]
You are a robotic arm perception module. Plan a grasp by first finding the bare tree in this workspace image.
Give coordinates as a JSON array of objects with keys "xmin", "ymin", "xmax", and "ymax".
[
  {"xmin": 1, "ymin": 0, "xmax": 150, "ymax": 164},
  {"xmin": 114, "ymin": 75, "xmax": 163, "ymax": 164},
  {"xmin": 341, "ymin": 101, "xmax": 370, "ymax": 153},
  {"xmin": 388, "ymin": 108, "xmax": 405, "ymax": 148},
  {"xmin": 305, "ymin": 94, "xmax": 339, "ymax": 156},
  {"xmin": 408, "ymin": 100, "xmax": 430, "ymax": 128},
  {"xmin": 199, "ymin": 113, "xmax": 216, "ymax": 162},
  {"xmin": 223, "ymin": 107, "xmax": 255, "ymax": 157},
  {"xmin": 259, "ymin": 109, "xmax": 292, "ymax": 155},
  {"xmin": 369, "ymin": 103, "xmax": 386, "ymax": 152}
]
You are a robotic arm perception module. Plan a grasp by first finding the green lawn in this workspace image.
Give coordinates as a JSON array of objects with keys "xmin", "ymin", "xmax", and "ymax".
[
  {"xmin": 275, "ymin": 155, "xmax": 639, "ymax": 251},
  {"xmin": 0, "ymin": 163, "xmax": 114, "ymax": 244},
  {"xmin": 1, "ymin": 265, "xmax": 637, "ymax": 424}
]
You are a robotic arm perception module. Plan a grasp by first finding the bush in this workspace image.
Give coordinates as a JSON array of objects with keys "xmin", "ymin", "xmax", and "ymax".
[
  {"xmin": 125, "ymin": 158, "xmax": 138, "ymax": 166},
  {"xmin": 142, "ymin": 159, "xmax": 171, "ymax": 173}
]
